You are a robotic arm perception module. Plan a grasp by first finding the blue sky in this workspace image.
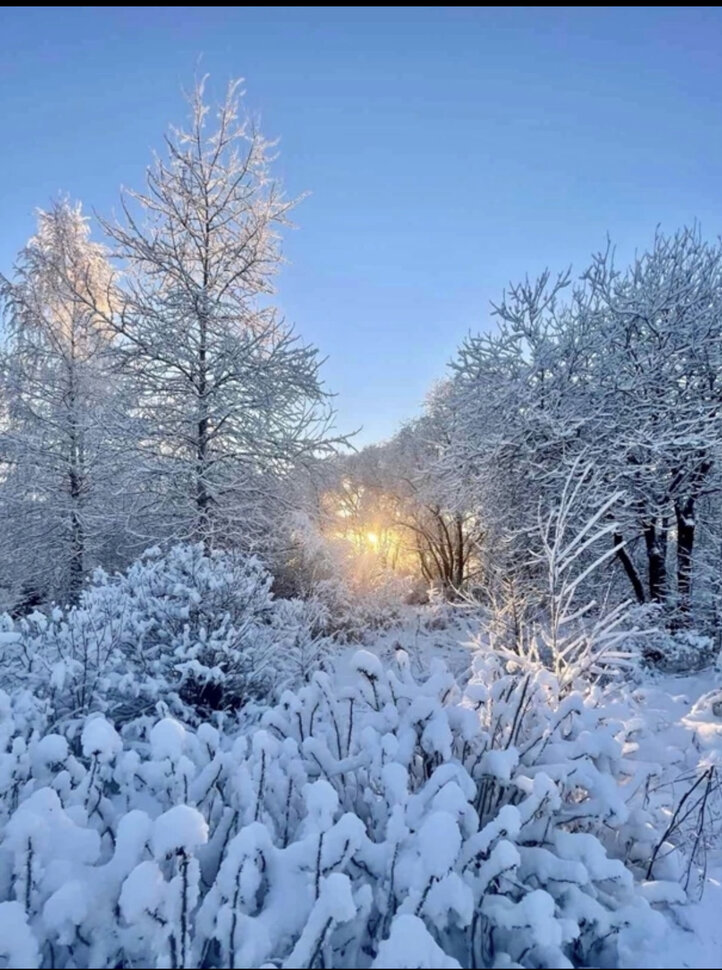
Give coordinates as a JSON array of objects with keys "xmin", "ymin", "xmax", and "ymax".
[{"xmin": 2, "ymin": 7, "xmax": 722, "ymax": 443}]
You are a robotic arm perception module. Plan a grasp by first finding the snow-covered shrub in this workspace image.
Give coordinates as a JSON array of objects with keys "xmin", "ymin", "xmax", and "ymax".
[
  {"xmin": 0, "ymin": 544, "xmax": 332, "ymax": 728},
  {"xmin": 611, "ymin": 678, "xmax": 722, "ymax": 904},
  {"xmin": 649, "ymin": 629, "xmax": 715, "ymax": 673},
  {"xmin": 622, "ymin": 602, "xmax": 716, "ymax": 672},
  {"xmin": 482, "ymin": 464, "xmax": 642, "ymax": 696},
  {"xmin": 311, "ymin": 571, "xmax": 412, "ymax": 640},
  {"xmin": 0, "ymin": 645, "xmax": 675, "ymax": 968}
]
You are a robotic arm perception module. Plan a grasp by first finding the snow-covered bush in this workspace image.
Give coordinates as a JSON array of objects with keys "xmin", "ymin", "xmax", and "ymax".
[
  {"xmin": 0, "ymin": 544, "xmax": 332, "ymax": 729},
  {"xmin": 648, "ymin": 628, "xmax": 715, "ymax": 673},
  {"xmin": 620, "ymin": 602, "xmax": 716, "ymax": 672},
  {"xmin": 310, "ymin": 570, "xmax": 412, "ymax": 640},
  {"xmin": 0, "ymin": 644, "xmax": 677, "ymax": 968},
  {"xmin": 482, "ymin": 462, "xmax": 642, "ymax": 696}
]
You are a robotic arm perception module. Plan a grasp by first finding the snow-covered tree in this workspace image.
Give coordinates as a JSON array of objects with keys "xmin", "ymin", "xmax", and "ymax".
[
  {"xmin": 430, "ymin": 230, "xmax": 722, "ymax": 629},
  {"xmin": 0, "ymin": 200, "xmax": 125, "ymax": 605},
  {"xmin": 103, "ymin": 77, "xmax": 338, "ymax": 550},
  {"xmin": 407, "ymin": 269, "xmax": 593, "ymax": 608},
  {"xmin": 584, "ymin": 228, "xmax": 722, "ymax": 614}
]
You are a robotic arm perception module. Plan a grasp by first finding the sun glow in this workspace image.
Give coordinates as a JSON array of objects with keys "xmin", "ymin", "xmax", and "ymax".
[
  {"xmin": 319, "ymin": 484, "xmax": 418, "ymax": 577},
  {"xmin": 342, "ymin": 522, "xmax": 410, "ymax": 570}
]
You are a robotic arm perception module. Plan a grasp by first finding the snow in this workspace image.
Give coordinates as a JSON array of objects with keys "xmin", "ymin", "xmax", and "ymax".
[
  {"xmin": 150, "ymin": 717, "xmax": 187, "ymax": 761},
  {"xmin": 43, "ymin": 880, "xmax": 90, "ymax": 942},
  {"xmin": 372, "ymin": 914, "xmax": 462, "ymax": 968},
  {"xmin": 33, "ymin": 734, "xmax": 69, "ymax": 766},
  {"xmin": 416, "ymin": 811, "xmax": 462, "ymax": 877},
  {"xmin": 0, "ymin": 900, "xmax": 40, "ymax": 968},
  {"xmin": 639, "ymin": 880, "xmax": 688, "ymax": 905},
  {"xmin": 2, "ymin": 68, "xmax": 722, "ymax": 970},
  {"xmin": 5, "ymin": 787, "xmax": 101, "ymax": 864},
  {"xmin": 351, "ymin": 649, "xmax": 384, "ymax": 681},
  {"xmin": 81, "ymin": 716, "xmax": 122, "ymax": 763},
  {"xmin": 282, "ymin": 873, "xmax": 356, "ymax": 968},
  {"xmin": 617, "ymin": 671, "xmax": 722, "ymax": 969},
  {"xmin": 303, "ymin": 779, "xmax": 339, "ymax": 830},
  {"xmin": 479, "ymin": 747, "xmax": 519, "ymax": 782},
  {"xmin": 119, "ymin": 860, "xmax": 166, "ymax": 922},
  {"xmin": 649, "ymin": 875, "xmax": 722, "ymax": 970},
  {"xmin": 151, "ymin": 805, "xmax": 209, "ymax": 858},
  {"xmin": 332, "ymin": 610, "xmax": 480, "ymax": 690}
]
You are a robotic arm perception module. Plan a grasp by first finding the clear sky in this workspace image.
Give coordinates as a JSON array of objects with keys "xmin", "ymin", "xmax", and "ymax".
[{"xmin": 2, "ymin": 7, "xmax": 722, "ymax": 443}]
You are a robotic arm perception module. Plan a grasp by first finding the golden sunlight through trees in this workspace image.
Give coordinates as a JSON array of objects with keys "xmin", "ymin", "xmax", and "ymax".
[
  {"xmin": 317, "ymin": 470, "xmax": 481, "ymax": 596},
  {"xmin": 319, "ymin": 481, "xmax": 416, "ymax": 579}
]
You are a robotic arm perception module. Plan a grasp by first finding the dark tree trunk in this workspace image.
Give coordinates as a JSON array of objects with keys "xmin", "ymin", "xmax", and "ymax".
[
  {"xmin": 67, "ymin": 342, "xmax": 85, "ymax": 602},
  {"xmin": 196, "ymin": 298, "xmax": 211, "ymax": 551},
  {"xmin": 613, "ymin": 533, "xmax": 645, "ymax": 604},
  {"xmin": 69, "ymin": 470, "xmax": 84, "ymax": 601},
  {"xmin": 675, "ymin": 497, "xmax": 695, "ymax": 611},
  {"xmin": 453, "ymin": 514, "xmax": 465, "ymax": 590},
  {"xmin": 196, "ymin": 408, "xmax": 210, "ymax": 547},
  {"xmin": 644, "ymin": 518, "xmax": 668, "ymax": 603}
]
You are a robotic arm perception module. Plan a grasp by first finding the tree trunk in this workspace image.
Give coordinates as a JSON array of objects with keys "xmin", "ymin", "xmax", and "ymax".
[
  {"xmin": 613, "ymin": 532, "xmax": 645, "ymax": 604},
  {"xmin": 453, "ymin": 514, "xmax": 465, "ymax": 589},
  {"xmin": 196, "ymin": 297, "xmax": 211, "ymax": 550},
  {"xmin": 196, "ymin": 406, "xmax": 210, "ymax": 547},
  {"xmin": 644, "ymin": 518, "xmax": 667, "ymax": 603},
  {"xmin": 67, "ymin": 340, "xmax": 85, "ymax": 602},
  {"xmin": 675, "ymin": 497, "xmax": 695, "ymax": 611},
  {"xmin": 69, "ymin": 467, "xmax": 84, "ymax": 601}
]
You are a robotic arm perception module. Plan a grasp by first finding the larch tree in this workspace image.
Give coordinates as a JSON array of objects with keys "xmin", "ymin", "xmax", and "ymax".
[
  {"xmin": 104, "ymin": 77, "xmax": 337, "ymax": 549},
  {"xmin": 0, "ymin": 200, "xmax": 121, "ymax": 604}
]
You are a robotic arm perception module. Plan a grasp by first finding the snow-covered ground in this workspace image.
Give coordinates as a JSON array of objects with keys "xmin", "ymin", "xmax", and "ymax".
[{"xmin": 647, "ymin": 874, "xmax": 722, "ymax": 970}]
